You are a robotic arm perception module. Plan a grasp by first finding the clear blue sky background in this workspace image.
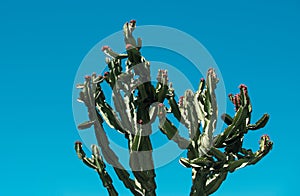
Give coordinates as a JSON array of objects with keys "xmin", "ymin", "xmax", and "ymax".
[{"xmin": 0, "ymin": 0, "xmax": 299, "ymax": 195}]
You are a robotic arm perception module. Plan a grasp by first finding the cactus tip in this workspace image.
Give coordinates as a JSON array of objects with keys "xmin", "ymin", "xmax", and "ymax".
[
  {"xmin": 158, "ymin": 103, "xmax": 164, "ymax": 107},
  {"xmin": 239, "ymin": 84, "xmax": 247, "ymax": 90},
  {"xmin": 130, "ymin": 19, "xmax": 136, "ymax": 24},
  {"xmin": 261, "ymin": 134, "xmax": 270, "ymax": 140},
  {"xmin": 101, "ymin": 45, "xmax": 110, "ymax": 51},
  {"xmin": 126, "ymin": 44, "xmax": 133, "ymax": 50},
  {"xmin": 104, "ymin": 72, "xmax": 109, "ymax": 76}
]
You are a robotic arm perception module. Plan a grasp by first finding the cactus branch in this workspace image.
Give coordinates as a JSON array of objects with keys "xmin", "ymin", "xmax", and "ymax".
[{"xmin": 75, "ymin": 142, "xmax": 118, "ymax": 196}]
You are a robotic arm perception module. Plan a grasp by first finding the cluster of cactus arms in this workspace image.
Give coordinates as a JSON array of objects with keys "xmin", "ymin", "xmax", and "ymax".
[{"xmin": 74, "ymin": 20, "xmax": 273, "ymax": 196}]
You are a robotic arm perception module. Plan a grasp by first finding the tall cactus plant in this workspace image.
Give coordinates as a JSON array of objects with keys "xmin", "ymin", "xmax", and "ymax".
[{"xmin": 74, "ymin": 20, "xmax": 273, "ymax": 196}]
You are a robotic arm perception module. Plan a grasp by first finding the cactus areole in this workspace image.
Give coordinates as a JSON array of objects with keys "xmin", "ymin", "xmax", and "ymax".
[{"xmin": 74, "ymin": 20, "xmax": 273, "ymax": 196}]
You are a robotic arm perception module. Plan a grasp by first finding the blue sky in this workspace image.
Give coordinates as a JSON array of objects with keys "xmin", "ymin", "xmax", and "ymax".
[{"xmin": 0, "ymin": 0, "xmax": 299, "ymax": 195}]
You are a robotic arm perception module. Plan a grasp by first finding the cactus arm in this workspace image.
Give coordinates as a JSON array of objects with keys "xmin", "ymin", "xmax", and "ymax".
[
  {"xmin": 180, "ymin": 157, "xmax": 213, "ymax": 168},
  {"xmin": 226, "ymin": 135, "xmax": 273, "ymax": 172},
  {"xmin": 155, "ymin": 69, "xmax": 169, "ymax": 103},
  {"xmin": 77, "ymin": 76, "xmax": 145, "ymax": 195},
  {"xmin": 248, "ymin": 135, "xmax": 273, "ymax": 165},
  {"xmin": 102, "ymin": 45, "xmax": 128, "ymax": 59},
  {"xmin": 227, "ymin": 157, "xmax": 250, "ymax": 172},
  {"xmin": 130, "ymin": 143, "xmax": 157, "ymax": 196},
  {"xmin": 221, "ymin": 113, "xmax": 233, "ymax": 126},
  {"xmin": 74, "ymin": 142, "xmax": 118, "ymax": 196},
  {"xmin": 112, "ymin": 91, "xmax": 132, "ymax": 131},
  {"xmin": 95, "ymin": 111, "xmax": 144, "ymax": 196},
  {"xmin": 183, "ymin": 90, "xmax": 201, "ymax": 158},
  {"xmin": 158, "ymin": 119, "xmax": 190, "ymax": 149},
  {"xmin": 247, "ymin": 113, "xmax": 270, "ymax": 130},
  {"xmin": 95, "ymin": 102, "xmax": 127, "ymax": 134},
  {"xmin": 214, "ymin": 106, "xmax": 248, "ymax": 147},
  {"xmin": 167, "ymin": 94, "xmax": 182, "ymax": 123},
  {"xmin": 75, "ymin": 141, "xmax": 98, "ymax": 169},
  {"xmin": 96, "ymin": 89, "xmax": 140, "ymax": 196},
  {"xmin": 196, "ymin": 78, "xmax": 205, "ymax": 96},
  {"xmin": 93, "ymin": 108, "xmax": 145, "ymax": 196},
  {"xmin": 77, "ymin": 120, "xmax": 95, "ymax": 130},
  {"xmin": 205, "ymin": 68, "xmax": 218, "ymax": 119},
  {"xmin": 137, "ymin": 37, "xmax": 142, "ymax": 49},
  {"xmin": 194, "ymin": 69, "xmax": 218, "ymax": 157},
  {"xmin": 248, "ymin": 148, "xmax": 272, "ymax": 165},
  {"xmin": 93, "ymin": 76, "xmax": 129, "ymax": 135},
  {"xmin": 91, "ymin": 145, "xmax": 118, "ymax": 196},
  {"xmin": 123, "ymin": 20, "xmax": 138, "ymax": 48},
  {"xmin": 157, "ymin": 104, "xmax": 190, "ymax": 149}
]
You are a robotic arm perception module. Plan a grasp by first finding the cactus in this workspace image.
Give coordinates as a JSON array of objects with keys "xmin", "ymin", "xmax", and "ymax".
[{"xmin": 74, "ymin": 20, "xmax": 273, "ymax": 196}]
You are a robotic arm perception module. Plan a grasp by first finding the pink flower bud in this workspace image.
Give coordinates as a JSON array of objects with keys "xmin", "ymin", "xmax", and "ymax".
[
  {"xmin": 126, "ymin": 44, "xmax": 133, "ymax": 50},
  {"xmin": 101, "ymin": 45, "xmax": 110, "ymax": 51},
  {"xmin": 239, "ymin": 84, "xmax": 247, "ymax": 90}
]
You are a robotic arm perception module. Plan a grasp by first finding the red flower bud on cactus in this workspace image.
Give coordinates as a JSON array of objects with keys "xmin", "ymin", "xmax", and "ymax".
[
  {"xmin": 104, "ymin": 72, "xmax": 109, "ymax": 77},
  {"xmin": 138, "ymin": 119, "xmax": 143, "ymax": 124},
  {"xmin": 239, "ymin": 84, "xmax": 248, "ymax": 93},
  {"xmin": 101, "ymin": 45, "xmax": 110, "ymax": 51},
  {"xmin": 75, "ymin": 141, "xmax": 82, "ymax": 145},
  {"xmin": 130, "ymin": 19, "xmax": 136, "ymax": 24},
  {"xmin": 234, "ymin": 94, "xmax": 240, "ymax": 108},
  {"xmin": 261, "ymin": 134, "xmax": 270, "ymax": 140},
  {"xmin": 158, "ymin": 103, "xmax": 164, "ymax": 107},
  {"xmin": 85, "ymin": 75, "xmax": 91, "ymax": 80},
  {"xmin": 200, "ymin": 78, "xmax": 205, "ymax": 82},
  {"xmin": 126, "ymin": 44, "xmax": 133, "ymax": 50},
  {"xmin": 178, "ymin": 96, "xmax": 184, "ymax": 106}
]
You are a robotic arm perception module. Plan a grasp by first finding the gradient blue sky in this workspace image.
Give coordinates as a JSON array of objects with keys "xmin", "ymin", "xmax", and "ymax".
[{"xmin": 1, "ymin": 0, "xmax": 299, "ymax": 195}]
